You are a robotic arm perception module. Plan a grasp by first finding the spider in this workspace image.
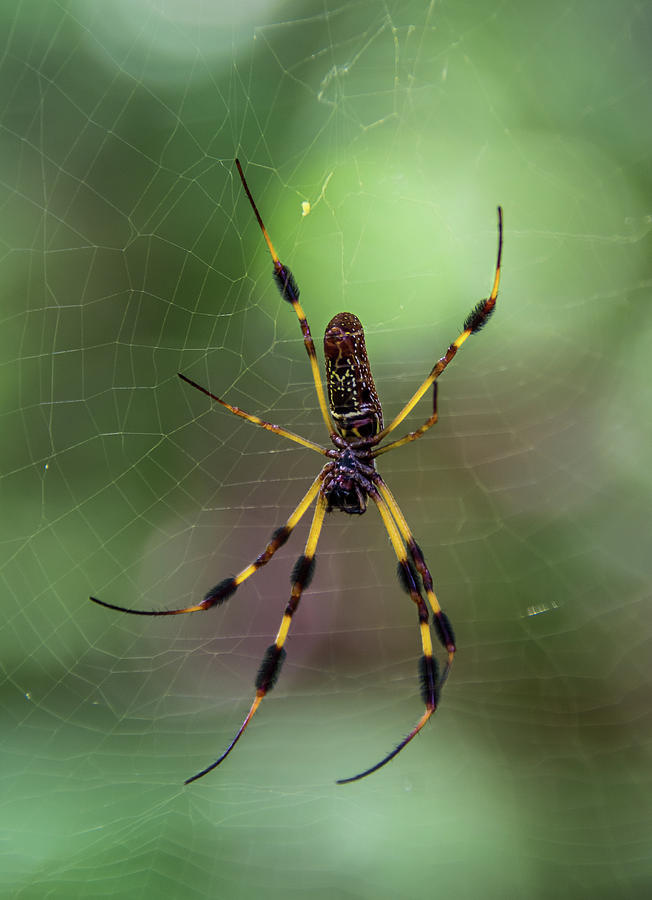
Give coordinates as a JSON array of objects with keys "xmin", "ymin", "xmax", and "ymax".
[{"xmin": 91, "ymin": 159, "xmax": 503, "ymax": 785}]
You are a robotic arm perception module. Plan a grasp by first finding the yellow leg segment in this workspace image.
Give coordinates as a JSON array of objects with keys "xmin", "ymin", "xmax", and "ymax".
[
  {"xmin": 374, "ymin": 206, "xmax": 502, "ymax": 445},
  {"xmin": 290, "ymin": 295, "xmax": 337, "ymax": 437},
  {"xmin": 179, "ymin": 373, "xmax": 327, "ymax": 456}
]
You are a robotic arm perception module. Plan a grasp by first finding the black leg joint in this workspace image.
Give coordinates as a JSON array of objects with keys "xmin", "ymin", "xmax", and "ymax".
[
  {"xmin": 291, "ymin": 554, "xmax": 316, "ymax": 590},
  {"xmin": 396, "ymin": 559, "xmax": 419, "ymax": 595},
  {"xmin": 273, "ymin": 265, "xmax": 300, "ymax": 304},
  {"xmin": 271, "ymin": 525, "xmax": 292, "ymax": 547},
  {"xmin": 256, "ymin": 644, "xmax": 287, "ymax": 693},
  {"xmin": 433, "ymin": 611, "xmax": 456, "ymax": 651},
  {"xmin": 464, "ymin": 299, "xmax": 496, "ymax": 334},
  {"xmin": 203, "ymin": 577, "xmax": 238, "ymax": 606},
  {"xmin": 419, "ymin": 654, "xmax": 440, "ymax": 706}
]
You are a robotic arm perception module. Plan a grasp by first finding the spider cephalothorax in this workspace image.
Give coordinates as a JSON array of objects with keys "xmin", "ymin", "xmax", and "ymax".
[
  {"xmin": 323, "ymin": 444, "xmax": 375, "ymax": 515},
  {"xmin": 91, "ymin": 158, "xmax": 502, "ymax": 785}
]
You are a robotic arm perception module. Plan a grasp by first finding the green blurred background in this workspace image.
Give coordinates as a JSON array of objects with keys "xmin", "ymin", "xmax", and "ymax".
[{"xmin": 2, "ymin": 0, "xmax": 651, "ymax": 897}]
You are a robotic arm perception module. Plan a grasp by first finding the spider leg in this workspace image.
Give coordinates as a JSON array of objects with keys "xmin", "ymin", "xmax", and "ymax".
[
  {"xmin": 89, "ymin": 471, "xmax": 325, "ymax": 616},
  {"xmin": 336, "ymin": 486, "xmax": 445, "ymax": 785},
  {"xmin": 371, "ymin": 384, "xmax": 438, "ymax": 459},
  {"xmin": 235, "ymin": 159, "xmax": 337, "ymax": 438},
  {"xmin": 373, "ymin": 206, "xmax": 502, "ymax": 445},
  {"xmin": 374, "ymin": 477, "xmax": 455, "ymax": 683},
  {"xmin": 185, "ymin": 493, "xmax": 327, "ymax": 784},
  {"xmin": 178, "ymin": 373, "xmax": 327, "ymax": 456}
]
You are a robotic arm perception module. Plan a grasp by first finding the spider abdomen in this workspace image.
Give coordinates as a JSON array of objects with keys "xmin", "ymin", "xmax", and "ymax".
[{"xmin": 324, "ymin": 312, "xmax": 383, "ymax": 440}]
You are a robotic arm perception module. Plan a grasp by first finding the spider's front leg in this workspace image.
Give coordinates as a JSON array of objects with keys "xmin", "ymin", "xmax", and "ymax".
[
  {"xmin": 372, "ymin": 206, "xmax": 503, "ymax": 452},
  {"xmin": 235, "ymin": 159, "xmax": 337, "ymax": 439}
]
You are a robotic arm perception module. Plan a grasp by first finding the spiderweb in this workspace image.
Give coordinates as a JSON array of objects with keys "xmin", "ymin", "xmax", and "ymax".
[{"xmin": 2, "ymin": 0, "xmax": 652, "ymax": 897}]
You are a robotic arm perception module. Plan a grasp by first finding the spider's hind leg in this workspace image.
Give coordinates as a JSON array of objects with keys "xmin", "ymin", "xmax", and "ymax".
[
  {"xmin": 336, "ymin": 485, "xmax": 447, "ymax": 784},
  {"xmin": 185, "ymin": 494, "xmax": 328, "ymax": 785},
  {"xmin": 375, "ymin": 478, "xmax": 455, "ymax": 679},
  {"xmin": 90, "ymin": 471, "xmax": 325, "ymax": 617},
  {"xmin": 336, "ymin": 474, "xmax": 458, "ymax": 784}
]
